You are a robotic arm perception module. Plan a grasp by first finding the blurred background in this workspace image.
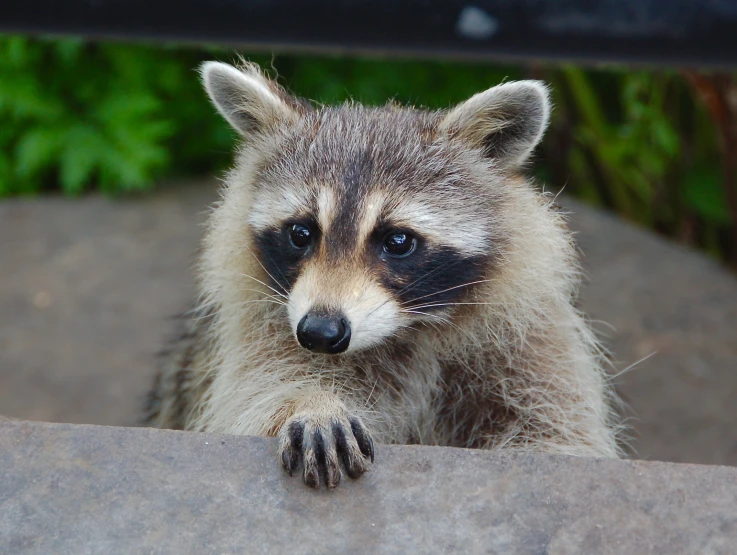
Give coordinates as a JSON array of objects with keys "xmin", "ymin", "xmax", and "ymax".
[
  {"xmin": 1, "ymin": 36, "xmax": 735, "ymax": 265},
  {"xmin": 1, "ymin": 33, "xmax": 736, "ymax": 466}
]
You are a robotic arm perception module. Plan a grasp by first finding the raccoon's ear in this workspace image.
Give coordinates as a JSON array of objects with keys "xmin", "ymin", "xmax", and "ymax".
[
  {"xmin": 439, "ymin": 80, "xmax": 550, "ymax": 168},
  {"xmin": 200, "ymin": 61, "xmax": 300, "ymax": 137}
]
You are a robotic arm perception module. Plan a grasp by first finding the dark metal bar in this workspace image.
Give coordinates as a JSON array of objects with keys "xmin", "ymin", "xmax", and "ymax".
[{"xmin": 2, "ymin": 0, "xmax": 737, "ymax": 67}]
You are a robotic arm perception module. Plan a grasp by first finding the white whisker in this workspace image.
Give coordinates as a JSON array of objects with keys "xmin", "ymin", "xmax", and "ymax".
[
  {"xmin": 235, "ymin": 299, "xmax": 288, "ymax": 308},
  {"xmin": 238, "ymin": 273, "xmax": 288, "ymax": 300},
  {"xmin": 239, "ymin": 288, "xmax": 288, "ymax": 304},
  {"xmin": 402, "ymin": 309, "xmax": 476, "ymax": 343},
  {"xmin": 405, "ymin": 301, "xmax": 492, "ymax": 311},
  {"xmin": 401, "ymin": 279, "xmax": 493, "ymax": 306},
  {"xmin": 243, "ymin": 243, "xmax": 291, "ymax": 295}
]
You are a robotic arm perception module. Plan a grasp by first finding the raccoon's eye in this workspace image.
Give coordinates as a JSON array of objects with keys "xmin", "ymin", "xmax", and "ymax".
[
  {"xmin": 383, "ymin": 231, "xmax": 417, "ymax": 258},
  {"xmin": 288, "ymin": 224, "xmax": 312, "ymax": 249}
]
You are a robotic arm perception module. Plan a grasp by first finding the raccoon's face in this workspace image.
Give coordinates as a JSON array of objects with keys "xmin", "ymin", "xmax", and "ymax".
[{"xmin": 202, "ymin": 62, "xmax": 550, "ymax": 355}]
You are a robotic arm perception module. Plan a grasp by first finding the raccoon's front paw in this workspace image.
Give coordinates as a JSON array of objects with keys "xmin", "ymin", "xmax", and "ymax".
[{"xmin": 278, "ymin": 412, "xmax": 374, "ymax": 489}]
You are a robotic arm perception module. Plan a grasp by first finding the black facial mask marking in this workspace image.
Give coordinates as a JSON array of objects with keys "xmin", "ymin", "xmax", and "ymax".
[
  {"xmin": 378, "ymin": 242, "xmax": 488, "ymax": 311},
  {"xmin": 254, "ymin": 215, "xmax": 489, "ymax": 315},
  {"xmin": 254, "ymin": 221, "xmax": 319, "ymax": 293}
]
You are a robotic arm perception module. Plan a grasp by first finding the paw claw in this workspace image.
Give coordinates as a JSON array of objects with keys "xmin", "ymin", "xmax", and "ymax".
[
  {"xmin": 325, "ymin": 463, "xmax": 341, "ymax": 489},
  {"xmin": 366, "ymin": 434, "xmax": 375, "ymax": 463},
  {"xmin": 304, "ymin": 463, "xmax": 320, "ymax": 488},
  {"xmin": 281, "ymin": 448, "xmax": 298, "ymax": 476}
]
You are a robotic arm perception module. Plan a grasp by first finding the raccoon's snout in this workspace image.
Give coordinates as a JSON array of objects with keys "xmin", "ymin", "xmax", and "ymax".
[{"xmin": 296, "ymin": 313, "xmax": 351, "ymax": 354}]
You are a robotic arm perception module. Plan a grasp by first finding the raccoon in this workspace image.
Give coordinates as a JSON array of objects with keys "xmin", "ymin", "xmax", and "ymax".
[{"xmin": 144, "ymin": 61, "xmax": 620, "ymax": 489}]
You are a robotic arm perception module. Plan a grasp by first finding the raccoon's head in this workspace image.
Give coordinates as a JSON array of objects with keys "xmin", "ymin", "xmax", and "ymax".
[{"xmin": 202, "ymin": 61, "xmax": 550, "ymax": 355}]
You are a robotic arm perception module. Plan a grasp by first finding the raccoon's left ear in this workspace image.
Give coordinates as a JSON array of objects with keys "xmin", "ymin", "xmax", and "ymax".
[{"xmin": 439, "ymin": 80, "xmax": 550, "ymax": 168}]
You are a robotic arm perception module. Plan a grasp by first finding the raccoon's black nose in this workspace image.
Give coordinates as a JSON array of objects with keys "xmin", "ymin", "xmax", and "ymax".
[{"xmin": 296, "ymin": 313, "xmax": 351, "ymax": 354}]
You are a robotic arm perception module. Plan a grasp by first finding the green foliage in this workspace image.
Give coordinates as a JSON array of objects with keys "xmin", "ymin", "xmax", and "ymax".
[
  {"xmin": 0, "ymin": 38, "xmax": 517, "ymax": 196},
  {"xmin": 283, "ymin": 57, "xmax": 516, "ymax": 107},
  {"xmin": 0, "ymin": 36, "xmax": 732, "ymax": 262},
  {"xmin": 0, "ymin": 36, "xmax": 233, "ymax": 195},
  {"xmin": 545, "ymin": 67, "xmax": 731, "ymax": 259}
]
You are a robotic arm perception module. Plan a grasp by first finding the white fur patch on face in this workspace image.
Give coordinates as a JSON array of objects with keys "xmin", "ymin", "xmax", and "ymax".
[
  {"xmin": 387, "ymin": 198, "xmax": 490, "ymax": 256},
  {"xmin": 357, "ymin": 189, "xmax": 489, "ymax": 256},
  {"xmin": 346, "ymin": 295, "xmax": 402, "ymax": 352},
  {"xmin": 357, "ymin": 190, "xmax": 387, "ymax": 244},
  {"xmin": 246, "ymin": 183, "xmax": 337, "ymax": 234},
  {"xmin": 316, "ymin": 187, "xmax": 337, "ymax": 233},
  {"xmin": 247, "ymin": 184, "xmax": 313, "ymax": 231},
  {"xmin": 287, "ymin": 264, "xmax": 403, "ymax": 353}
]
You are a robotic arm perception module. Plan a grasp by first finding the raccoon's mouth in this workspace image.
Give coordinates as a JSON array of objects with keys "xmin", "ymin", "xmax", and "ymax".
[{"xmin": 295, "ymin": 312, "xmax": 352, "ymax": 355}]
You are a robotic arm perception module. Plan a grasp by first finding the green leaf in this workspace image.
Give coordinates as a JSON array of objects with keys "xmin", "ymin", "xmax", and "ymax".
[
  {"xmin": 59, "ymin": 125, "xmax": 105, "ymax": 194},
  {"xmin": 3, "ymin": 36, "xmax": 32, "ymax": 67},
  {"xmin": 652, "ymin": 120, "xmax": 680, "ymax": 157},
  {"xmin": 54, "ymin": 38, "xmax": 85, "ymax": 65},
  {"xmin": 15, "ymin": 127, "xmax": 63, "ymax": 178},
  {"xmin": 681, "ymin": 167, "xmax": 732, "ymax": 224}
]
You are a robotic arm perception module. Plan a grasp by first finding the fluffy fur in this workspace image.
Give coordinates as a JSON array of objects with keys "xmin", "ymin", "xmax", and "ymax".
[{"xmin": 145, "ymin": 61, "xmax": 621, "ymax": 489}]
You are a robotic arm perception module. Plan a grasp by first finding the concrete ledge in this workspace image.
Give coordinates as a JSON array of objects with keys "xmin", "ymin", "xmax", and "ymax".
[{"xmin": 1, "ymin": 421, "xmax": 736, "ymax": 554}]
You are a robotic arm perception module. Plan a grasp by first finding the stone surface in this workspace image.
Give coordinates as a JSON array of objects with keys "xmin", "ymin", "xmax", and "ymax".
[
  {"xmin": 1, "ymin": 420, "xmax": 736, "ymax": 554},
  {"xmin": 0, "ymin": 183, "xmax": 211, "ymax": 426},
  {"xmin": 0, "ymin": 182, "xmax": 736, "ymax": 465}
]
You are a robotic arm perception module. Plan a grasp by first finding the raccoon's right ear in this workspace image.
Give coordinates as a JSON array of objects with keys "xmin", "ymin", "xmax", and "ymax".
[
  {"xmin": 200, "ymin": 61, "xmax": 302, "ymax": 137},
  {"xmin": 439, "ymin": 80, "xmax": 551, "ymax": 168}
]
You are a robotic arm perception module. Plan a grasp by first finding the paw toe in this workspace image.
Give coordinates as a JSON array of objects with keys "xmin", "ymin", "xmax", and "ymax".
[
  {"xmin": 279, "ymin": 420, "xmax": 304, "ymax": 476},
  {"xmin": 335, "ymin": 419, "xmax": 371, "ymax": 479},
  {"xmin": 350, "ymin": 416, "xmax": 375, "ymax": 463}
]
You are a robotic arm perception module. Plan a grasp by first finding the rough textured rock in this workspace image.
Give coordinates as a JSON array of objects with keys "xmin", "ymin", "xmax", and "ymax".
[
  {"xmin": 0, "ymin": 182, "xmax": 736, "ymax": 465},
  {"xmin": 1, "ymin": 420, "xmax": 736, "ymax": 554}
]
